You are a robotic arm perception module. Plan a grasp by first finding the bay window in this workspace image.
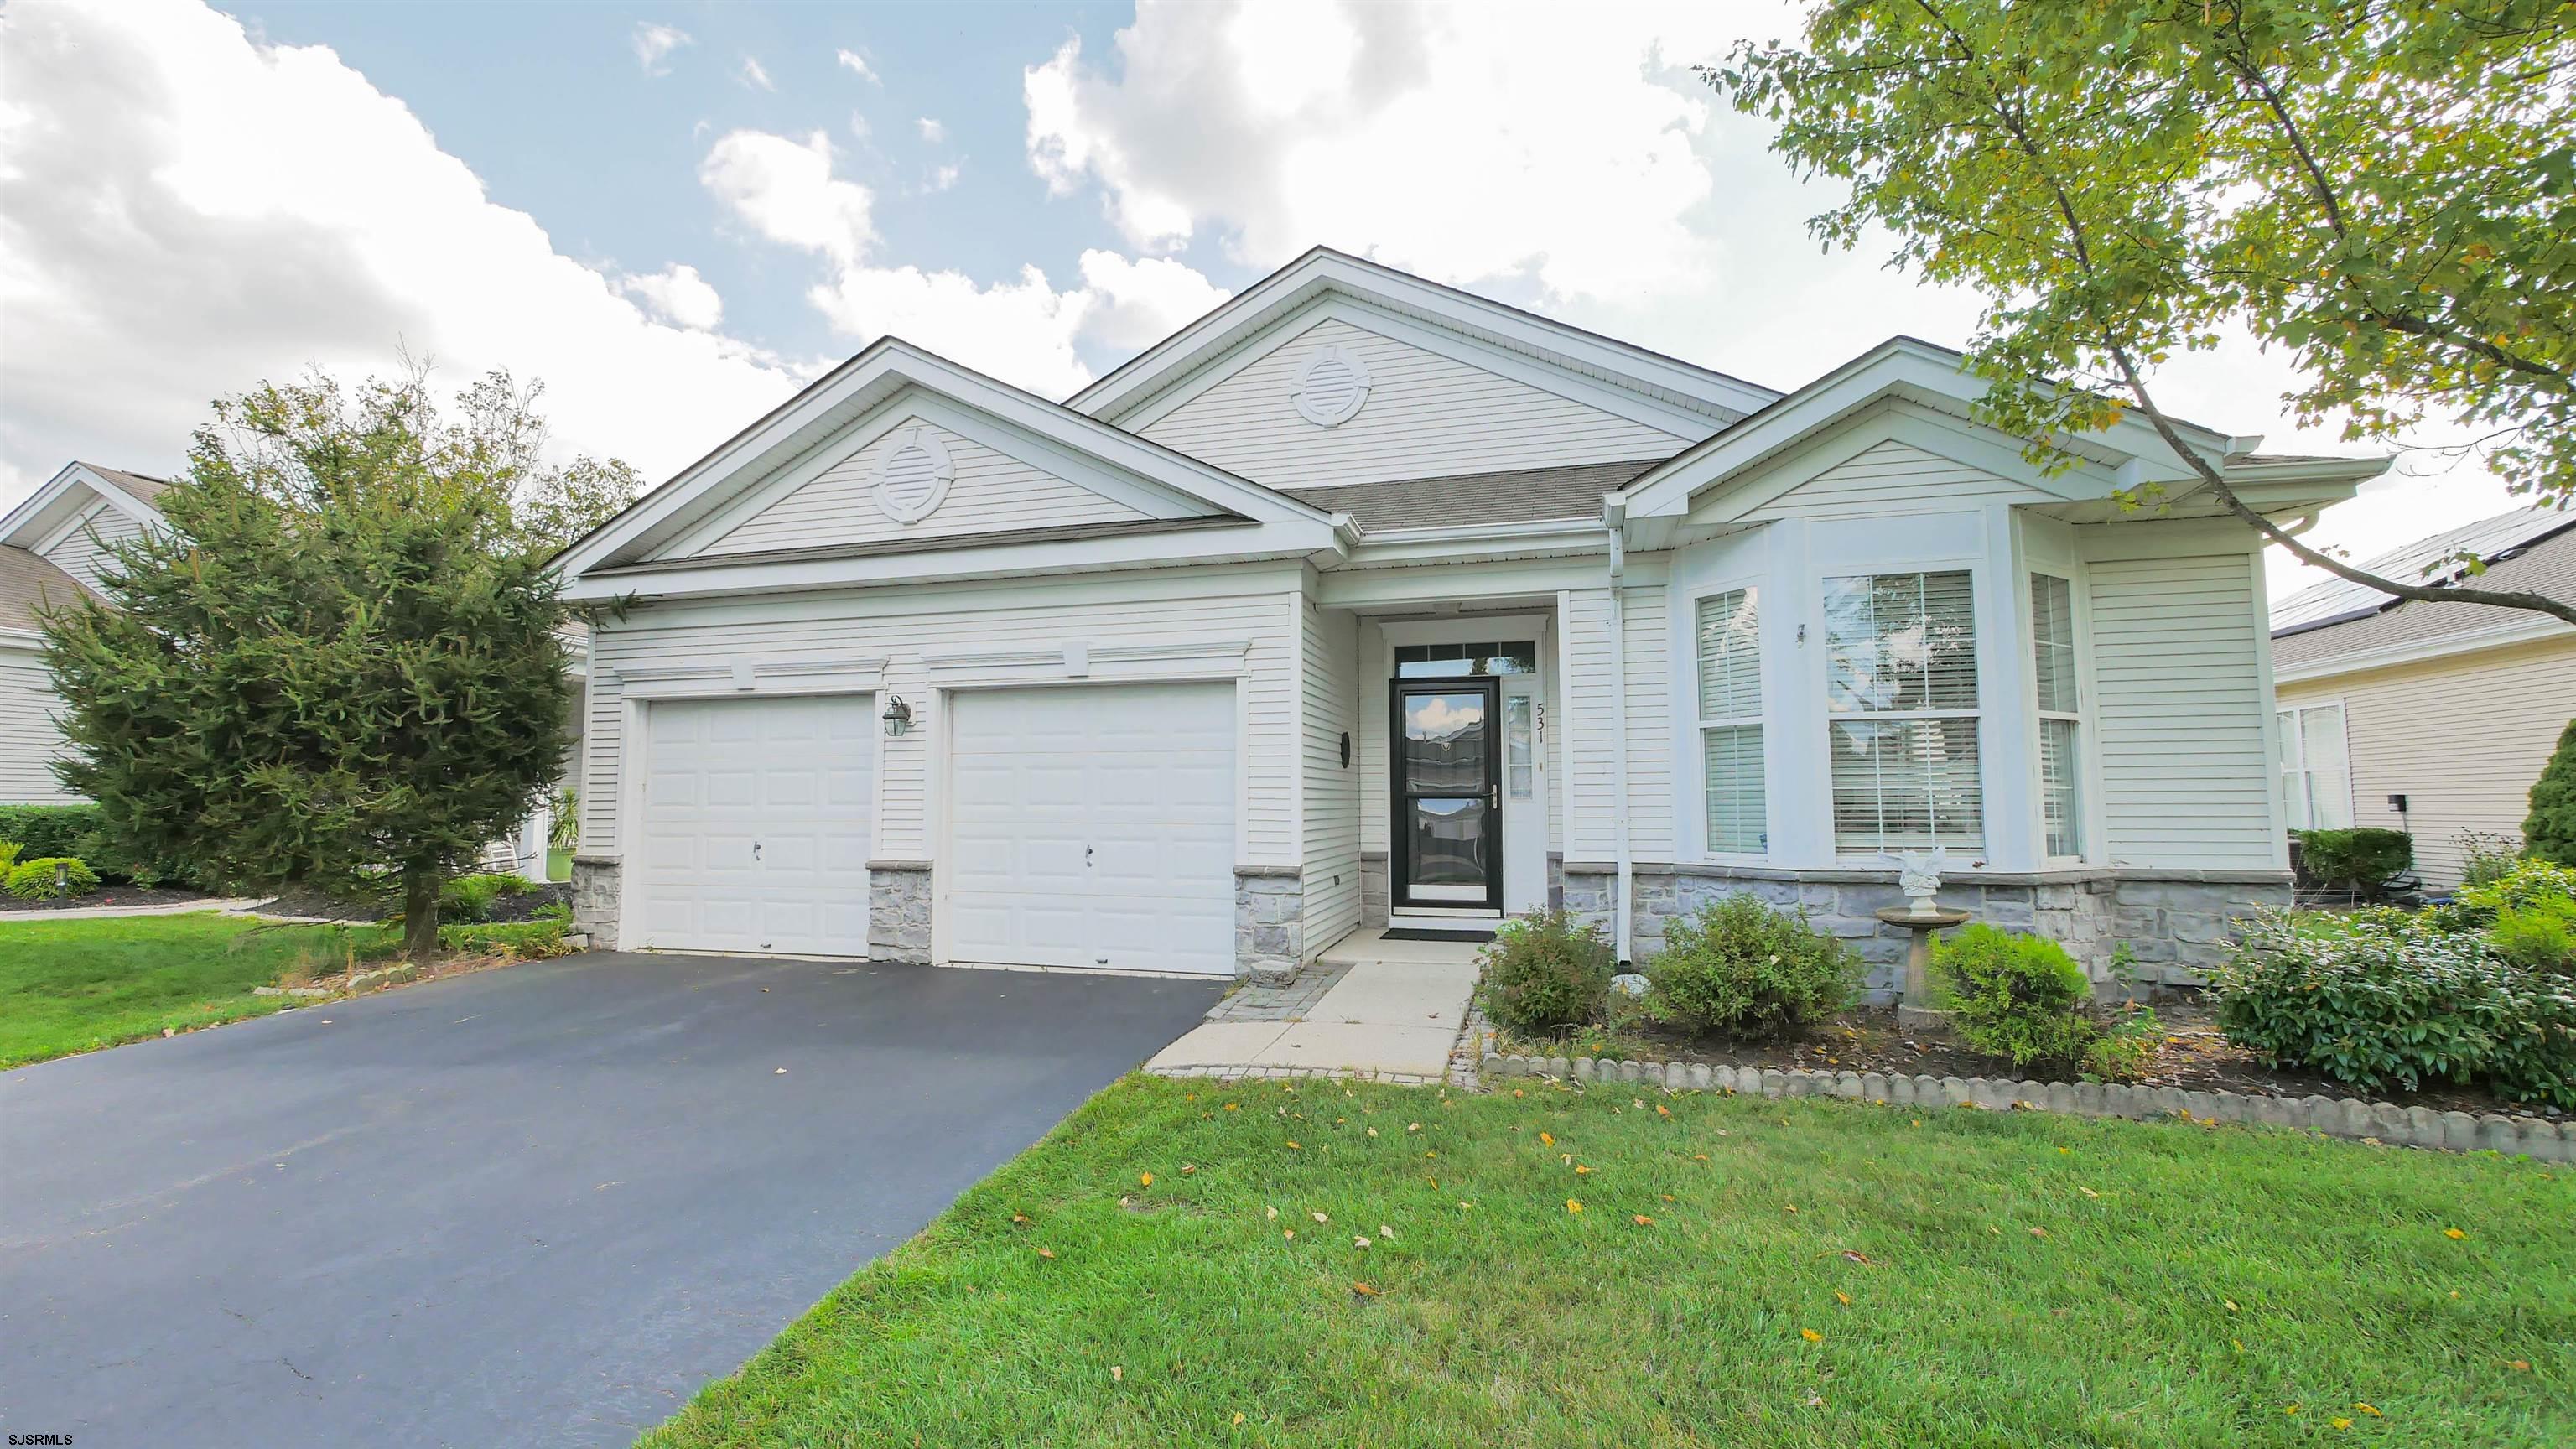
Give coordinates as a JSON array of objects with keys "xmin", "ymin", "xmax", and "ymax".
[
  {"xmin": 1694, "ymin": 587, "xmax": 1765, "ymax": 853},
  {"xmin": 1824, "ymin": 569, "xmax": 1983, "ymax": 852},
  {"xmin": 2030, "ymin": 572, "xmax": 2084, "ymax": 858}
]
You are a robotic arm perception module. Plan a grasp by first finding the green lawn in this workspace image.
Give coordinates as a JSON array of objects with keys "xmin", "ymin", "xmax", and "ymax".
[
  {"xmin": 647, "ymin": 1075, "xmax": 2571, "ymax": 1449},
  {"xmin": 0, "ymin": 911, "xmax": 387, "ymax": 1067}
]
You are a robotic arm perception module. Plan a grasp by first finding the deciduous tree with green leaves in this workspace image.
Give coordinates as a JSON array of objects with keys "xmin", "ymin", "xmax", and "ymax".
[
  {"xmin": 1711, "ymin": 1, "xmax": 2576, "ymax": 624},
  {"xmin": 42, "ymin": 368, "xmax": 639, "ymax": 959}
]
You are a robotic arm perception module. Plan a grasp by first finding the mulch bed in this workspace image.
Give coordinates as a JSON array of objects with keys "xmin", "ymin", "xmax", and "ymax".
[
  {"xmin": 478, "ymin": 881, "xmax": 572, "ymax": 923},
  {"xmin": 0, "ymin": 886, "xmax": 225, "ymax": 914},
  {"xmin": 1578, "ymin": 1003, "xmax": 2547, "ymax": 1119}
]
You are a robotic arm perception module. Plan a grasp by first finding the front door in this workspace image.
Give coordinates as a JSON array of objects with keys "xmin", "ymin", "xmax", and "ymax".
[{"xmin": 1392, "ymin": 678, "xmax": 1501, "ymax": 911}]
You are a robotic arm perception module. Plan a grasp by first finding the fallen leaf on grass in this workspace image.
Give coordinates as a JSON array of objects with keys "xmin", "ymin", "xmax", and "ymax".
[
  {"xmin": 1110, "ymin": 1365, "xmax": 1123, "ymax": 1383},
  {"xmin": 1351, "ymin": 1282, "xmax": 1379, "ymax": 1296},
  {"xmin": 1285, "ymin": 1141, "xmax": 1301, "ymax": 1150},
  {"xmin": 2444, "ymin": 1228, "xmax": 2467, "ymax": 1240},
  {"xmin": 2078, "ymin": 1187, "xmax": 2100, "ymax": 1199},
  {"xmin": 1566, "ymin": 1200, "xmax": 1584, "ymax": 1214},
  {"xmin": 1407, "ymin": 1122, "xmax": 1421, "ymax": 1132},
  {"xmin": 2331, "ymin": 1419, "xmax": 2353, "ymax": 1431},
  {"xmin": 1140, "ymin": 1172, "xmax": 1153, "ymax": 1187},
  {"xmin": 1036, "ymin": 1248, "xmax": 1055, "ymax": 1259},
  {"xmin": 2225, "ymin": 1299, "xmax": 2239, "ymax": 1313},
  {"xmin": 2355, "ymin": 1404, "xmax": 2381, "ymax": 1417},
  {"xmin": 1540, "ymin": 1132, "xmax": 1555, "ymax": 1146},
  {"xmin": 1800, "ymin": 1328, "xmax": 1822, "ymax": 1343},
  {"xmin": 1313, "ymin": 1212, "xmax": 1330, "ymax": 1223},
  {"xmin": 1181, "ymin": 1165, "xmax": 1197, "ymax": 1176},
  {"xmin": 1632, "ymin": 1214, "xmax": 1654, "ymax": 1226},
  {"xmin": 1353, "ymin": 1236, "xmax": 1372, "ymax": 1249},
  {"xmin": 1841, "ymin": 1251, "xmax": 1876, "ymax": 1265},
  {"xmin": 1836, "ymin": 1291, "xmax": 1852, "ymax": 1306},
  {"xmin": 1012, "ymin": 1213, "xmax": 1031, "ymax": 1226},
  {"xmin": 1233, "ymin": 1411, "xmax": 1247, "ymax": 1425},
  {"xmin": 2509, "ymin": 1360, "xmax": 2531, "ymax": 1372},
  {"xmin": 1379, "ymin": 1224, "xmax": 1396, "ymax": 1240},
  {"xmin": 2028, "ymin": 1227, "xmax": 2048, "ymax": 1239},
  {"xmin": 1574, "ymin": 1164, "xmax": 1593, "ymax": 1176}
]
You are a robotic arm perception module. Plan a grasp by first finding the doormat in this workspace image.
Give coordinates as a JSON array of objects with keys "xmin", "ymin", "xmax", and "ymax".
[{"xmin": 1379, "ymin": 927, "xmax": 1495, "ymax": 943}]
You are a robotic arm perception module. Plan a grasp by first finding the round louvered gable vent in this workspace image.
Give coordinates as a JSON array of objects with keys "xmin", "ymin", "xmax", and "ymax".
[
  {"xmin": 1292, "ymin": 343, "xmax": 1372, "ymax": 427},
  {"xmin": 870, "ymin": 427, "xmax": 955, "ymax": 523}
]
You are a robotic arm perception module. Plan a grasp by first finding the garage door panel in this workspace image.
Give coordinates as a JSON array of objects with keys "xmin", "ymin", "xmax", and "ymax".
[
  {"xmin": 636, "ymin": 696, "xmax": 873, "ymax": 957},
  {"xmin": 948, "ymin": 683, "xmax": 1235, "ymax": 976}
]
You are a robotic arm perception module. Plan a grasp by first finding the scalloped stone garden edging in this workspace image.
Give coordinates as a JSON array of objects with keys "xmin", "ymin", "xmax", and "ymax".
[{"xmin": 1475, "ymin": 1052, "xmax": 2570, "ymax": 1161}]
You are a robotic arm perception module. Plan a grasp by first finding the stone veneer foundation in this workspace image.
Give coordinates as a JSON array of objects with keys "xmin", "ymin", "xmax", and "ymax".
[
  {"xmin": 1236, "ymin": 866, "xmax": 1305, "ymax": 984},
  {"xmin": 1560, "ymin": 862, "xmax": 2290, "ymax": 997},
  {"xmin": 868, "ymin": 860, "xmax": 932, "ymax": 965}
]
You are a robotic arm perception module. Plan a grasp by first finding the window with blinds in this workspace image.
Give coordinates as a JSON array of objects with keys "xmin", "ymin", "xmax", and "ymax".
[
  {"xmin": 1823, "ymin": 570, "xmax": 1983, "ymax": 851},
  {"xmin": 1695, "ymin": 587, "xmax": 1765, "ymax": 854},
  {"xmin": 2031, "ymin": 573, "xmax": 2084, "ymax": 858}
]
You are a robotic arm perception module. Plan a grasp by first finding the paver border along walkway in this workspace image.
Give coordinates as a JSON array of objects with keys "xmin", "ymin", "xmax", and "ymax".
[{"xmin": 1149, "ymin": 928, "xmax": 1483, "ymax": 1083}]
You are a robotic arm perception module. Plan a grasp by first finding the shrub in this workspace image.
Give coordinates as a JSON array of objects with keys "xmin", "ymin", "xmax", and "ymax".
[
  {"xmin": 2212, "ymin": 908, "xmax": 2576, "ymax": 1109},
  {"xmin": 0, "ymin": 842, "xmax": 18, "ymax": 874},
  {"xmin": 2525, "ymin": 716, "xmax": 2576, "ymax": 867},
  {"xmin": 0, "ymin": 804, "xmax": 101, "ymax": 862},
  {"xmin": 1644, "ymin": 894, "xmax": 1858, "ymax": 1039},
  {"xmin": 2490, "ymin": 899, "xmax": 2576, "ymax": 976},
  {"xmin": 2080, "ymin": 1005, "xmax": 2163, "ymax": 1084},
  {"xmin": 2294, "ymin": 828, "xmax": 2414, "ymax": 896},
  {"xmin": 1929, "ymin": 924, "xmax": 2096, "ymax": 1068},
  {"xmin": 2454, "ymin": 828, "xmax": 2522, "ymax": 890},
  {"xmin": 439, "ymin": 872, "xmax": 533, "ymax": 923},
  {"xmin": 439, "ymin": 918, "xmax": 572, "ymax": 959},
  {"xmin": 6, "ymin": 857, "xmax": 101, "ymax": 900},
  {"xmin": 2428, "ymin": 858, "xmax": 2576, "ymax": 932},
  {"xmin": 1477, "ymin": 911, "xmax": 1616, "ymax": 1036}
]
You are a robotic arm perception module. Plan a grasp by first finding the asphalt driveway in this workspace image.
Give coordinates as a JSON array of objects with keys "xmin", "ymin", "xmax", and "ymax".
[{"xmin": 0, "ymin": 950, "xmax": 1219, "ymax": 1447}]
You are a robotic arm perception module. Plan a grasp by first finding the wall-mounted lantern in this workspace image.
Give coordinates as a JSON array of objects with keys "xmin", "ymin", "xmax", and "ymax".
[{"xmin": 882, "ymin": 694, "xmax": 913, "ymax": 738}]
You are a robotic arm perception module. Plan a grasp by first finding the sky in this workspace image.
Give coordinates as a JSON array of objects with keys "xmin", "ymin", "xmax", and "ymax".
[{"xmin": 0, "ymin": 0, "xmax": 2523, "ymax": 599}]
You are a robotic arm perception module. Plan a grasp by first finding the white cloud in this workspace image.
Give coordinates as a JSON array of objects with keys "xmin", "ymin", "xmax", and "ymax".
[
  {"xmin": 737, "ymin": 55, "xmax": 775, "ymax": 92},
  {"xmin": 631, "ymin": 21, "xmax": 691, "ymax": 76},
  {"xmin": 848, "ymin": 111, "xmax": 870, "ymax": 140},
  {"xmin": 926, "ymin": 162, "xmax": 962, "ymax": 192},
  {"xmin": 616, "ymin": 263, "xmax": 724, "ymax": 331},
  {"xmin": 699, "ymin": 129, "xmax": 875, "ymax": 267},
  {"xmin": 836, "ymin": 48, "xmax": 878, "ymax": 83},
  {"xmin": 0, "ymin": 0, "xmax": 802, "ymax": 508},
  {"xmin": 1075, "ymin": 250, "xmax": 1229, "ymax": 351},
  {"xmin": 916, "ymin": 116, "xmax": 945, "ymax": 143},
  {"xmin": 697, "ymin": 127, "xmax": 1229, "ymax": 397}
]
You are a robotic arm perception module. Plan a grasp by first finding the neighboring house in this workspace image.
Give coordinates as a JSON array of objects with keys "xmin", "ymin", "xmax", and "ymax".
[
  {"xmin": 0, "ymin": 461, "xmax": 582, "ymax": 880},
  {"xmin": 553, "ymin": 247, "xmax": 2388, "ymax": 992},
  {"xmin": 2, "ymin": 462, "xmax": 171, "ymax": 804},
  {"xmin": 2270, "ymin": 506, "xmax": 2576, "ymax": 890}
]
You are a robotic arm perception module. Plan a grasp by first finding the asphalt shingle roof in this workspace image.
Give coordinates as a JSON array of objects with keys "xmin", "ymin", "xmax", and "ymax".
[
  {"xmin": 2270, "ymin": 520, "xmax": 2576, "ymax": 669},
  {"xmin": 1282, "ymin": 456, "xmax": 1669, "ymax": 531},
  {"xmin": 0, "ymin": 543, "xmax": 95, "ymax": 631}
]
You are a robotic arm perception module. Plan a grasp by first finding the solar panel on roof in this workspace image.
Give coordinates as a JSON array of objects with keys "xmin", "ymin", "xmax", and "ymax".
[{"xmin": 2269, "ymin": 504, "xmax": 2573, "ymax": 633}]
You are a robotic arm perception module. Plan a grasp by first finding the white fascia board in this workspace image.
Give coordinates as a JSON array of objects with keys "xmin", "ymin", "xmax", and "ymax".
[
  {"xmin": 560, "ymin": 515, "xmax": 1342, "ymax": 605},
  {"xmin": 1313, "ymin": 553, "xmax": 1622, "ymax": 610},
  {"xmin": 2272, "ymin": 615, "xmax": 2573, "ymax": 684},
  {"xmin": 1070, "ymin": 247, "xmax": 1779, "ymax": 424},
  {"xmin": 553, "ymin": 338, "xmax": 1333, "ymax": 584},
  {"xmin": 1617, "ymin": 338, "xmax": 2239, "ymax": 521},
  {"xmin": 2, "ymin": 463, "xmax": 165, "ymax": 548},
  {"xmin": 1336, "ymin": 518, "xmax": 1609, "ymax": 570}
]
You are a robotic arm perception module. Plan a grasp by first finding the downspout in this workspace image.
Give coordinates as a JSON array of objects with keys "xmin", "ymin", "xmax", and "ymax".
[{"xmin": 1603, "ymin": 496, "xmax": 1633, "ymax": 964}]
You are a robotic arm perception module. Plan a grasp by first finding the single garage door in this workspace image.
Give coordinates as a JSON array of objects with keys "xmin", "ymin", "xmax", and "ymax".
[
  {"xmin": 948, "ymin": 682, "xmax": 1235, "ymax": 976},
  {"xmin": 634, "ymin": 694, "xmax": 874, "ymax": 955}
]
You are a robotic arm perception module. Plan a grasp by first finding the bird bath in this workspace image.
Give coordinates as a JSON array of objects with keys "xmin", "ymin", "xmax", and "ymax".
[{"xmin": 1877, "ymin": 851, "xmax": 1971, "ymax": 1032}]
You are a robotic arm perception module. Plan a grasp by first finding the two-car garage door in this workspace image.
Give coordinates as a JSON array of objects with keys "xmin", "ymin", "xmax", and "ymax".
[
  {"xmin": 631, "ymin": 683, "xmax": 1236, "ymax": 975},
  {"xmin": 947, "ymin": 683, "xmax": 1235, "ymax": 976}
]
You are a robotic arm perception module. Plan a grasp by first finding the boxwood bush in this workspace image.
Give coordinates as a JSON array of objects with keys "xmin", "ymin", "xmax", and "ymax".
[
  {"xmin": 1928, "ymin": 923, "xmax": 2097, "ymax": 1069},
  {"xmin": 0, "ymin": 804, "xmax": 100, "ymax": 863},
  {"xmin": 2213, "ymin": 907, "xmax": 2576, "ymax": 1109},
  {"xmin": 1644, "ymin": 894, "xmax": 1858, "ymax": 1040},
  {"xmin": 6, "ymin": 857, "xmax": 101, "ymax": 900},
  {"xmin": 1476, "ymin": 911, "xmax": 1616, "ymax": 1037},
  {"xmin": 2293, "ymin": 827, "xmax": 2413, "ymax": 897}
]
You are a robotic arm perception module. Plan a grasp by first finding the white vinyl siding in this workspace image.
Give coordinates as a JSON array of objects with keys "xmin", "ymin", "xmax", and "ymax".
[
  {"xmin": 2030, "ymin": 572, "xmax": 2084, "ymax": 858},
  {"xmin": 583, "ymin": 567, "xmax": 1301, "ymax": 865},
  {"xmin": 1740, "ymin": 440, "xmax": 2050, "ymax": 522},
  {"xmin": 1140, "ymin": 317, "xmax": 1692, "ymax": 489},
  {"xmin": 1, "ymin": 645, "xmax": 80, "ymax": 803},
  {"xmin": 1693, "ymin": 588, "xmax": 1764, "ymax": 853},
  {"xmin": 702, "ymin": 417, "xmax": 1148, "ymax": 557},
  {"xmin": 1562, "ymin": 582, "xmax": 1674, "ymax": 862},
  {"xmin": 2087, "ymin": 552, "xmax": 2278, "ymax": 868},
  {"xmin": 2275, "ymin": 635, "xmax": 2576, "ymax": 888},
  {"xmin": 2276, "ymin": 701, "xmax": 2353, "ymax": 831},
  {"xmin": 39, "ymin": 507, "xmax": 146, "ymax": 594},
  {"xmin": 1824, "ymin": 569, "xmax": 1983, "ymax": 852},
  {"xmin": 1301, "ymin": 597, "xmax": 1362, "ymax": 953}
]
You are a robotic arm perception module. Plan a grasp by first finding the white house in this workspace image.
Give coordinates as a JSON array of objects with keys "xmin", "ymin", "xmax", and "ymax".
[
  {"xmin": 551, "ymin": 247, "xmax": 2388, "ymax": 991},
  {"xmin": 0, "ymin": 461, "xmax": 577, "ymax": 880}
]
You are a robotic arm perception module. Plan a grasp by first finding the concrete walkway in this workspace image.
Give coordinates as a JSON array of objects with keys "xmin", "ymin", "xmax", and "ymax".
[
  {"xmin": 1147, "ymin": 927, "xmax": 1484, "ymax": 1083},
  {"xmin": 0, "ymin": 896, "xmax": 270, "ymax": 922}
]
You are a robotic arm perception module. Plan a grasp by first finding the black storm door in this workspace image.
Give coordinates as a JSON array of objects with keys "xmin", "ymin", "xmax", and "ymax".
[{"xmin": 1391, "ymin": 677, "xmax": 1502, "ymax": 911}]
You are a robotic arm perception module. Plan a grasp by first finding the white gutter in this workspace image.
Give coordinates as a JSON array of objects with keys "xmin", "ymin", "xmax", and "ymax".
[{"xmin": 1603, "ymin": 496, "xmax": 1633, "ymax": 963}]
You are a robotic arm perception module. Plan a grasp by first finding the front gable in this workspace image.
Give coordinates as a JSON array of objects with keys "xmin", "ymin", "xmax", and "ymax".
[
  {"xmin": 1134, "ymin": 309, "xmax": 1701, "ymax": 490},
  {"xmin": 553, "ymin": 340, "xmax": 1343, "ymax": 603}
]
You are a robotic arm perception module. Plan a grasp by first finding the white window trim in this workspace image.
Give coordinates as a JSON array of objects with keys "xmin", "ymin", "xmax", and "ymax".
[
  {"xmin": 2028, "ymin": 570, "xmax": 2086, "ymax": 864},
  {"xmin": 2277, "ymin": 698, "xmax": 2355, "ymax": 832},
  {"xmin": 1687, "ymin": 578, "xmax": 1768, "ymax": 860},
  {"xmin": 1821, "ymin": 566, "xmax": 1986, "ymax": 857}
]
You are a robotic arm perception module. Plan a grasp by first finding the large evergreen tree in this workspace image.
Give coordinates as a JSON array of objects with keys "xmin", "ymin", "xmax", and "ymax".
[{"xmin": 43, "ymin": 369, "xmax": 638, "ymax": 959}]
